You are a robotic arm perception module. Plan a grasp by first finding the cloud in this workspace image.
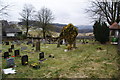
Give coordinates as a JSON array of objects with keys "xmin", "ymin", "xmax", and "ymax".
[{"xmin": 3, "ymin": 0, "xmax": 93, "ymax": 25}]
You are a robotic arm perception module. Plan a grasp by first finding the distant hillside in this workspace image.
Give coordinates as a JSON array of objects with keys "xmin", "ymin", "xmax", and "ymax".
[
  {"xmin": 78, "ymin": 29, "xmax": 93, "ymax": 33},
  {"xmin": 76, "ymin": 25, "xmax": 93, "ymax": 29},
  {"xmin": 17, "ymin": 21, "xmax": 93, "ymax": 33}
]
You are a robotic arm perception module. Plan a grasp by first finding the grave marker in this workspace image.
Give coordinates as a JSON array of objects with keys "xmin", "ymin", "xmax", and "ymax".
[
  {"xmin": 36, "ymin": 41, "xmax": 40, "ymax": 51},
  {"xmin": 8, "ymin": 48, "xmax": 12, "ymax": 53},
  {"xmin": 6, "ymin": 58, "xmax": 15, "ymax": 68},
  {"xmin": 21, "ymin": 55, "xmax": 28, "ymax": 65},
  {"xmin": 3, "ymin": 52, "xmax": 10, "ymax": 59},
  {"xmin": 11, "ymin": 45, "xmax": 14, "ymax": 49},
  {"xmin": 39, "ymin": 52, "xmax": 44, "ymax": 60},
  {"xmin": 21, "ymin": 46, "xmax": 27, "ymax": 51},
  {"xmin": 14, "ymin": 50, "xmax": 20, "ymax": 57},
  {"xmin": 6, "ymin": 42, "xmax": 9, "ymax": 45}
]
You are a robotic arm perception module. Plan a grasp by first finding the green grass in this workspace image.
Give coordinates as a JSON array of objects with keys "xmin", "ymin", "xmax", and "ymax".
[{"xmin": 2, "ymin": 40, "xmax": 120, "ymax": 78}]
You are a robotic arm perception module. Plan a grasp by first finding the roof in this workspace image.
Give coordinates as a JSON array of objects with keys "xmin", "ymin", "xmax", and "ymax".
[
  {"xmin": 5, "ymin": 28, "xmax": 21, "ymax": 33},
  {"xmin": 109, "ymin": 22, "xmax": 120, "ymax": 29}
]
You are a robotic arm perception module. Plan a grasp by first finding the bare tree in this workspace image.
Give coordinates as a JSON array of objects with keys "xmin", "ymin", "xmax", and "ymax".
[
  {"xmin": 0, "ymin": 0, "xmax": 9, "ymax": 18},
  {"xmin": 20, "ymin": 4, "xmax": 35, "ymax": 36},
  {"xmin": 86, "ymin": 0, "xmax": 120, "ymax": 25},
  {"xmin": 36, "ymin": 7, "xmax": 54, "ymax": 39}
]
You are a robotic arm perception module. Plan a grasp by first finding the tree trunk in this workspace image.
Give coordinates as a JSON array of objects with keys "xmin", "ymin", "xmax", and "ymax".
[
  {"xmin": 57, "ymin": 39, "xmax": 61, "ymax": 47},
  {"xmin": 73, "ymin": 39, "xmax": 77, "ymax": 48}
]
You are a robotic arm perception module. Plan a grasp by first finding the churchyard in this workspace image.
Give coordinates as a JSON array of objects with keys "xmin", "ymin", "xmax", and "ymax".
[{"xmin": 1, "ymin": 39, "xmax": 120, "ymax": 78}]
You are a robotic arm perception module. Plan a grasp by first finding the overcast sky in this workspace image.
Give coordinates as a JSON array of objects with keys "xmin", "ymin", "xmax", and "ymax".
[{"xmin": 2, "ymin": 0, "xmax": 93, "ymax": 25}]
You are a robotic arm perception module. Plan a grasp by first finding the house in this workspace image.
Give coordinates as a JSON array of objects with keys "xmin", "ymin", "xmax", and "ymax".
[
  {"xmin": 109, "ymin": 22, "xmax": 120, "ymax": 44},
  {"xmin": 1, "ymin": 20, "xmax": 22, "ymax": 37}
]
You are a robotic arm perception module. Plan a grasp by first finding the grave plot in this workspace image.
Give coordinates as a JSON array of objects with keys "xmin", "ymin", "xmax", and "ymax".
[{"xmin": 2, "ymin": 40, "xmax": 120, "ymax": 78}]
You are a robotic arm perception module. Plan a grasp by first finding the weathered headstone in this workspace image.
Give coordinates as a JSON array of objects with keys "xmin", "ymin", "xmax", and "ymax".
[
  {"xmin": 6, "ymin": 42, "xmax": 9, "ymax": 45},
  {"xmin": 6, "ymin": 58, "xmax": 15, "ymax": 68},
  {"xmin": 36, "ymin": 41, "xmax": 40, "ymax": 51},
  {"xmin": 21, "ymin": 55, "xmax": 28, "ymax": 65},
  {"xmin": 39, "ymin": 52, "xmax": 44, "ymax": 60},
  {"xmin": 11, "ymin": 45, "xmax": 14, "ymax": 49},
  {"xmin": 3, "ymin": 52, "xmax": 10, "ymax": 59},
  {"xmin": 14, "ymin": 50, "xmax": 20, "ymax": 57},
  {"xmin": 21, "ymin": 46, "xmax": 27, "ymax": 51},
  {"xmin": 8, "ymin": 48, "xmax": 12, "ymax": 53}
]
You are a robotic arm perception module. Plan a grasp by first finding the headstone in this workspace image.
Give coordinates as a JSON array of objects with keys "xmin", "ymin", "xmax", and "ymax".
[
  {"xmin": 3, "ymin": 52, "xmax": 10, "ymax": 59},
  {"xmin": 6, "ymin": 58, "xmax": 15, "ymax": 68},
  {"xmin": 32, "ymin": 43, "xmax": 35, "ymax": 47},
  {"xmin": 21, "ymin": 55, "xmax": 28, "ymax": 65},
  {"xmin": 39, "ymin": 52, "xmax": 44, "ymax": 60},
  {"xmin": 14, "ymin": 50, "xmax": 20, "ymax": 57},
  {"xmin": 27, "ymin": 41, "xmax": 32, "ymax": 45},
  {"xmin": 12, "ymin": 41, "xmax": 16, "ymax": 45},
  {"xmin": 6, "ymin": 42, "xmax": 9, "ymax": 45},
  {"xmin": 36, "ymin": 41, "xmax": 40, "ymax": 51},
  {"xmin": 16, "ymin": 41, "xmax": 21, "ymax": 45},
  {"xmin": 11, "ymin": 45, "xmax": 14, "ymax": 49},
  {"xmin": 21, "ymin": 46, "xmax": 27, "ymax": 51},
  {"xmin": 8, "ymin": 48, "xmax": 12, "ymax": 52}
]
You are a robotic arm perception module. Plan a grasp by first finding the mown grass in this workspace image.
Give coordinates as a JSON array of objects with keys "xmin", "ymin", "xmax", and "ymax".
[{"xmin": 1, "ymin": 40, "xmax": 120, "ymax": 78}]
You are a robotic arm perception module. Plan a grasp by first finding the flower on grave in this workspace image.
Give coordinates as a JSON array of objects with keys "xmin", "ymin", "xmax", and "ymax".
[{"xmin": 25, "ymin": 62, "xmax": 28, "ymax": 64}]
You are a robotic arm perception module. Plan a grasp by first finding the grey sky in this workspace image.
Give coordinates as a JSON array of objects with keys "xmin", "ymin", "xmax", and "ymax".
[{"xmin": 3, "ymin": 0, "xmax": 93, "ymax": 25}]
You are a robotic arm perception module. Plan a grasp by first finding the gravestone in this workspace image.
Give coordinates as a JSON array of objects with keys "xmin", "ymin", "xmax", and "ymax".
[
  {"xmin": 27, "ymin": 41, "xmax": 32, "ymax": 45},
  {"xmin": 21, "ymin": 46, "xmax": 27, "ymax": 51},
  {"xmin": 6, "ymin": 58, "xmax": 15, "ymax": 68},
  {"xmin": 8, "ymin": 48, "xmax": 12, "ymax": 52},
  {"xmin": 21, "ymin": 55, "xmax": 28, "ymax": 65},
  {"xmin": 36, "ymin": 41, "xmax": 40, "ymax": 51},
  {"xmin": 14, "ymin": 50, "xmax": 20, "ymax": 57},
  {"xmin": 32, "ymin": 43, "xmax": 35, "ymax": 47},
  {"xmin": 16, "ymin": 41, "xmax": 21, "ymax": 45},
  {"xmin": 4, "ymin": 52, "xmax": 10, "ymax": 59},
  {"xmin": 6, "ymin": 42, "xmax": 9, "ymax": 45},
  {"xmin": 12, "ymin": 41, "xmax": 16, "ymax": 45},
  {"xmin": 11, "ymin": 45, "xmax": 14, "ymax": 49},
  {"xmin": 39, "ymin": 52, "xmax": 44, "ymax": 60}
]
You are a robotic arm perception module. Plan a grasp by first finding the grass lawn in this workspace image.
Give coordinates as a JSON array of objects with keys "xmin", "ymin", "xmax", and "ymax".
[{"xmin": 2, "ymin": 40, "xmax": 120, "ymax": 78}]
